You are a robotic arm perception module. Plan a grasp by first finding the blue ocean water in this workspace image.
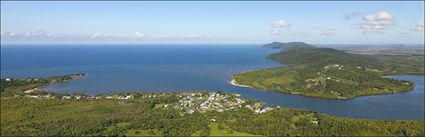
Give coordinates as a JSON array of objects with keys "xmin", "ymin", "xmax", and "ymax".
[{"xmin": 1, "ymin": 45, "xmax": 424, "ymax": 120}]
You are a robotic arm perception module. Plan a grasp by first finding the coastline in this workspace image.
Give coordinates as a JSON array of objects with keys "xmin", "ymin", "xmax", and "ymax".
[
  {"xmin": 24, "ymin": 88, "xmax": 38, "ymax": 93},
  {"xmin": 229, "ymin": 79, "xmax": 253, "ymax": 88}
]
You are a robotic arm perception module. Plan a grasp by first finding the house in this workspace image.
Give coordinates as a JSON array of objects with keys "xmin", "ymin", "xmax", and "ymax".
[
  {"xmin": 75, "ymin": 96, "xmax": 82, "ymax": 100},
  {"xmin": 25, "ymin": 95, "xmax": 39, "ymax": 98},
  {"xmin": 62, "ymin": 96, "xmax": 71, "ymax": 100},
  {"xmin": 125, "ymin": 95, "xmax": 133, "ymax": 100},
  {"xmin": 312, "ymin": 118, "xmax": 319, "ymax": 124},
  {"xmin": 5, "ymin": 78, "xmax": 11, "ymax": 81},
  {"xmin": 186, "ymin": 109, "xmax": 195, "ymax": 114}
]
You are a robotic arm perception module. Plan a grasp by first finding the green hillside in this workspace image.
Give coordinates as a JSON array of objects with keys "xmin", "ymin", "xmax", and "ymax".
[
  {"xmin": 233, "ymin": 42, "xmax": 423, "ymax": 99},
  {"xmin": 263, "ymin": 41, "xmax": 315, "ymax": 50},
  {"xmin": 1, "ymin": 73, "xmax": 85, "ymax": 96}
]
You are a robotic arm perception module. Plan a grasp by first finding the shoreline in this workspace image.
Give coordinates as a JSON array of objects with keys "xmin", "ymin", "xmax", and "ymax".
[
  {"xmin": 229, "ymin": 79, "xmax": 253, "ymax": 88},
  {"xmin": 228, "ymin": 67, "xmax": 272, "ymax": 88},
  {"xmin": 24, "ymin": 88, "xmax": 39, "ymax": 93}
]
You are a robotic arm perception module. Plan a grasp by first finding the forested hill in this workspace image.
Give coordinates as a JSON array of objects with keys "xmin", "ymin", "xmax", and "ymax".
[
  {"xmin": 263, "ymin": 42, "xmax": 315, "ymax": 50},
  {"xmin": 268, "ymin": 47, "xmax": 378, "ymax": 68},
  {"xmin": 233, "ymin": 42, "xmax": 423, "ymax": 99},
  {"xmin": 265, "ymin": 42, "xmax": 424, "ymax": 74}
]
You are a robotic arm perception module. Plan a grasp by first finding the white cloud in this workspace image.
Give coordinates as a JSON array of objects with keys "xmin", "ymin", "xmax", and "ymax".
[
  {"xmin": 271, "ymin": 19, "xmax": 291, "ymax": 35},
  {"xmin": 1, "ymin": 30, "xmax": 262, "ymax": 43},
  {"xmin": 414, "ymin": 20, "xmax": 424, "ymax": 31},
  {"xmin": 135, "ymin": 31, "xmax": 145, "ymax": 39},
  {"xmin": 24, "ymin": 31, "xmax": 51, "ymax": 37},
  {"xmin": 272, "ymin": 20, "xmax": 291, "ymax": 28},
  {"xmin": 91, "ymin": 33, "xmax": 105, "ymax": 38},
  {"xmin": 345, "ymin": 12, "xmax": 360, "ymax": 20},
  {"xmin": 353, "ymin": 11, "xmax": 394, "ymax": 33},
  {"xmin": 1, "ymin": 30, "xmax": 54, "ymax": 37},
  {"xmin": 91, "ymin": 33, "xmax": 127, "ymax": 39},
  {"xmin": 180, "ymin": 34, "xmax": 204, "ymax": 39}
]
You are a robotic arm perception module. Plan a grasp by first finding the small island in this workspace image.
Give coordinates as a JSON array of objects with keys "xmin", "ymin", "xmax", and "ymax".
[
  {"xmin": 1, "ymin": 74, "xmax": 424, "ymax": 136},
  {"xmin": 232, "ymin": 42, "xmax": 424, "ymax": 99}
]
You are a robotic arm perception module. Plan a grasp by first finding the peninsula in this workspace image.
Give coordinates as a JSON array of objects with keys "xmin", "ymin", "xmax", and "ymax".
[{"xmin": 233, "ymin": 42, "xmax": 424, "ymax": 99}]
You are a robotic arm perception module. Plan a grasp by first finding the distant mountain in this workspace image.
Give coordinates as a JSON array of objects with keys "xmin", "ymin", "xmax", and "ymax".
[{"xmin": 263, "ymin": 42, "xmax": 315, "ymax": 50}]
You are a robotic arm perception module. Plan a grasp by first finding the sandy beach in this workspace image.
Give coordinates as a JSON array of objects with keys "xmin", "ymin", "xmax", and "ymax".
[
  {"xmin": 229, "ymin": 79, "xmax": 253, "ymax": 88},
  {"xmin": 24, "ymin": 88, "xmax": 38, "ymax": 93}
]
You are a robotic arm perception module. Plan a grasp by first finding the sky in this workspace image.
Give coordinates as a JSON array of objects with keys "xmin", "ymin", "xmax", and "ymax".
[{"xmin": 1, "ymin": 1, "xmax": 424, "ymax": 45}]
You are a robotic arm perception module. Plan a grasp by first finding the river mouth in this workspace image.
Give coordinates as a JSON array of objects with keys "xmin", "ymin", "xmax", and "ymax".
[{"xmin": 1, "ymin": 45, "xmax": 424, "ymax": 120}]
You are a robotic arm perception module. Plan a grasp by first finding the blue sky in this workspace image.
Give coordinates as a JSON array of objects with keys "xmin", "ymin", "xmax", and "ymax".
[{"xmin": 1, "ymin": 1, "xmax": 424, "ymax": 45}]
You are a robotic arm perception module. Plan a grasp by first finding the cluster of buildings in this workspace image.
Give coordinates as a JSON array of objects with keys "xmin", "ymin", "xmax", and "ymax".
[
  {"xmin": 324, "ymin": 64, "xmax": 344, "ymax": 70},
  {"xmin": 22, "ymin": 91, "xmax": 278, "ymax": 114},
  {"xmin": 164, "ymin": 93, "xmax": 275, "ymax": 114},
  {"xmin": 23, "ymin": 92, "xmax": 172, "ymax": 100},
  {"xmin": 23, "ymin": 93, "xmax": 136, "ymax": 100},
  {"xmin": 60, "ymin": 94, "xmax": 134, "ymax": 100},
  {"xmin": 24, "ymin": 94, "xmax": 55, "ymax": 99}
]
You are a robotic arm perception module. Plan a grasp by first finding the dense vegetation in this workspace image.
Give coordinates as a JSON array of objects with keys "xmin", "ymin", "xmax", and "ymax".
[
  {"xmin": 263, "ymin": 41, "xmax": 315, "ymax": 50},
  {"xmin": 0, "ymin": 95, "xmax": 209, "ymax": 136},
  {"xmin": 233, "ymin": 42, "xmax": 423, "ymax": 99},
  {"xmin": 1, "ymin": 95, "xmax": 424, "ymax": 136},
  {"xmin": 0, "ymin": 73, "xmax": 85, "ymax": 96},
  {"xmin": 224, "ymin": 109, "xmax": 424, "ymax": 136}
]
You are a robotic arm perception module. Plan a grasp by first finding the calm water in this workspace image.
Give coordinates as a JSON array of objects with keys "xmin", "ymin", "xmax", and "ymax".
[{"xmin": 1, "ymin": 45, "xmax": 424, "ymax": 120}]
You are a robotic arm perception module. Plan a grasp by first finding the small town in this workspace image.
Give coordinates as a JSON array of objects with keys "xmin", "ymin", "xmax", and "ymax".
[
  {"xmin": 162, "ymin": 92, "xmax": 276, "ymax": 114},
  {"xmin": 22, "ymin": 91, "xmax": 276, "ymax": 114}
]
